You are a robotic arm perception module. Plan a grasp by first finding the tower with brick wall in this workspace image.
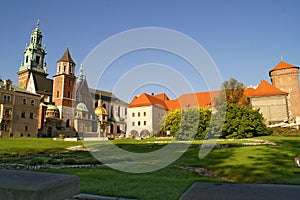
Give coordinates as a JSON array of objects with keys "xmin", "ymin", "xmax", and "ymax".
[
  {"xmin": 269, "ymin": 61, "xmax": 300, "ymax": 119},
  {"xmin": 52, "ymin": 48, "xmax": 76, "ymax": 127},
  {"xmin": 18, "ymin": 21, "xmax": 47, "ymax": 89}
]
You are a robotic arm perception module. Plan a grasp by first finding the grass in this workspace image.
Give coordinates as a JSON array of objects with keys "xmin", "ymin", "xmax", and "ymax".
[
  {"xmin": 1, "ymin": 136, "xmax": 300, "ymax": 199},
  {"xmin": 0, "ymin": 138, "xmax": 81, "ymax": 155}
]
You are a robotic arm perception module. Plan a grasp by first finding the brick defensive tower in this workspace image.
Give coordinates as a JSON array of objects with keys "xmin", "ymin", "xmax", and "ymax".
[{"xmin": 269, "ymin": 61, "xmax": 300, "ymax": 119}]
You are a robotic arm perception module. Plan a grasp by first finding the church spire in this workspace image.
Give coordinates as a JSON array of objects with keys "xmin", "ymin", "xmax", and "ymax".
[
  {"xmin": 77, "ymin": 64, "xmax": 85, "ymax": 82},
  {"xmin": 18, "ymin": 21, "xmax": 47, "ymax": 74}
]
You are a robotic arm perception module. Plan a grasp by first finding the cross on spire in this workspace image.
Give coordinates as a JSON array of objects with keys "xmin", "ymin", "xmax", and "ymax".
[{"xmin": 36, "ymin": 19, "xmax": 40, "ymax": 28}]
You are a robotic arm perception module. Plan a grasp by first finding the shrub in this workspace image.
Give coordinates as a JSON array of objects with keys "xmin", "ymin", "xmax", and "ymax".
[
  {"xmin": 62, "ymin": 158, "xmax": 77, "ymax": 165},
  {"xmin": 25, "ymin": 158, "xmax": 44, "ymax": 166}
]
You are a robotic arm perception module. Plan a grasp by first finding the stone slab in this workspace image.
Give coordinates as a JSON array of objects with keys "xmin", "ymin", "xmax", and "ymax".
[
  {"xmin": 180, "ymin": 182, "xmax": 300, "ymax": 200},
  {"xmin": 0, "ymin": 170, "xmax": 80, "ymax": 200}
]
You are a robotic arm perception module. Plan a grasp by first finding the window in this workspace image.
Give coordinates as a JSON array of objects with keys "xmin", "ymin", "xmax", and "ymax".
[
  {"xmin": 57, "ymin": 91, "xmax": 59, "ymax": 98},
  {"xmin": 138, "ymin": 112, "xmax": 140, "ymax": 117},
  {"xmin": 1, "ymin": 124, "xmax": 8, "ymax": 131},
  {"xmin": 30, "ymin": 112, "xmax": 34, "ymax": 119},
  {"xmin": 132, "ymin": 113, "xmax": 135, "ymax": 117},
  {"xmin": 69, "ymin": 66, "xmax": 72, "ymax": 73},
  {"xmin": 58, "ymin": 66, "xmax": 61, "ymax": 73},
  {"xmin": 138, "ymin": 121, "xmax": 141, "ymax": 126},
  {"xmin": 36, "ymin": 56, "xmax": 40, "ymax": 64},
  {"xmin": 144, "ymin": 121, "xmax": 147, "ymax": 126},
  {"xmin": 31, "ymin": 100, "xmax": 35, "ymax": 106},
  {"xmin": 144, "ymin": 112, "xmax": 146, "ymax": 116},
  {"xmin": 4, "ymin": 109, "xmax": 9, "ymax": 117},
  {"xmin": 3, "ymin": 95, "xmax": 11, "ymax": 102},
  {"xmin": 132, "ymin": 122, "xmax": 135, "ymax": 126},
  {"xmin": 22, "ymin": 98, "xmax": 27, "ymax": 105},
  {"xmin": 24, "ymin": 125, "xmax": 28, "ymax": 131},
  {"xmin": 21, "ymin": 112, "xmax": 26, "ymax": 118},
  {"xmin": 64, "ymin": 65, "xmax": 66, "ymax": 72},
  {"xmin": 20, "ymin": 134, "xmax": 24, "ymax": 137},
  {"xmin": 25, "ymin": 56, "xmax": 28, "ymax": 63},
  {"xmin": 67, "ymin": 91, "xmax": 71, "ymax": 98},
  {"xmin": 27, "ymin": 134, "xmax": 31, "ymax": 137},
  {"xmin": 69, "ymin": 80, "xmax": 71, "ymax": 86}
]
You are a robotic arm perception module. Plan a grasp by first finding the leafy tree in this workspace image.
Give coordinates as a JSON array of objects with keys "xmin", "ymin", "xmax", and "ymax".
[
  {"xmin": 161, "ymin": 109, "xmax": 181, "ymax": 136},
  {"xmin": 162, "ymin": 107, "xmax": 212, "ymax": 140},
  {"xmin": 215, "ymin": 78, "xmax": 247, "ymax": 106},
  {"xmin": 209, "ymin": 103, "xmax": 272, "ymax": 139}
]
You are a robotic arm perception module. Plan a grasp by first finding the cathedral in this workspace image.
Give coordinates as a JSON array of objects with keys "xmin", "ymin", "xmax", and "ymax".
[{"xmin": 16, "ymin": 21, "xmax": 127, "ymax": 138}]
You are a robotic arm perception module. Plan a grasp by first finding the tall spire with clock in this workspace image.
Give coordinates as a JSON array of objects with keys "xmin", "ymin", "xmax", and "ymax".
[{"xmin": 18, "ymin": 20, "xmax": 48, "ymax": 89}]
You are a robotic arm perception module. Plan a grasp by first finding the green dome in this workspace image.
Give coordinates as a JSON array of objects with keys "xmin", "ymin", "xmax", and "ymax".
[
  {"xmin": 47, "ymin": 104, "xmax": 59, "ymax": 110},
  {"xmin": 110, "ymin": 116, "xmax": 120, "ymax": 122},
  {"xmin": 76, "ymin": 102, "xmax": 88, "ymax": 111}
]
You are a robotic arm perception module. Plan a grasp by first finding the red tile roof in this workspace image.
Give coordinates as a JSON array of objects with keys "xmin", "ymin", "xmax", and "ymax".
[
  {"xmin": 246, "ymin": 80, "xmax": 287, "ymax": 97},
  {"xmin": 129, "ymin": 91, "xmax": 221, "ymax": 110},
  {"xmin": 153, "ymin": 93, "xmax": 169, "ymax": 101},
  {"xmin": 270, "ymin": 61, "xmax": 298, "ymax": 72},
  {"xmin": 129, "ymin": 93, "xmax": 168, "ymax": 109},
  {"xmin": 177, "ymin": 91, "xmax": 220, "ymax": 109},
  {"xmin": 129, "ymin": 80, "xmax": 287, "ymax": 110}
]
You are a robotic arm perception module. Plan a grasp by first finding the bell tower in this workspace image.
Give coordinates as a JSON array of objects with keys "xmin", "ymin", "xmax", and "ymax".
[
  {"xmin": 53, "ymin": 48, "xmax": 76, "ymax": 125},
  {"xmin": 18, "ymin": 20, "xmax": 47, "ymax": 89}
]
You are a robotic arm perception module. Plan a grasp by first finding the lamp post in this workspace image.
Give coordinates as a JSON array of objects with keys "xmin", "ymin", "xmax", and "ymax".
[{"xmin": 94, "ymin": 101, "xmax": 108, "ymax": 138}]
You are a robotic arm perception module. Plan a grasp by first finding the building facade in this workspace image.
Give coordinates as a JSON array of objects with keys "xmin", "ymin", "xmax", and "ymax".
[
  {"xmin": 14, "ymin": 22, "xmax": 128, "ymax": 138},
  {"xmin": 0, "ymin": 79, "xmax": 40, "ymax": 137},
  {"xmin": 246, "ymin": 80, "xmax": 289, "ymax": 125}
]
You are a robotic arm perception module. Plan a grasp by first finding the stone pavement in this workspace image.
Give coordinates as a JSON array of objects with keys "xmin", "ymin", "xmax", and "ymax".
[
  {"xmin": 0, "ymin": 169, "xmax": 80, "ymax": 200},
  {"xmin": 68, "ymin": 193, "xmax": 136, "ymax": 200},
  {"xmin": 180, "ymin": 182, "xmax": 300, "ymax": 200}
]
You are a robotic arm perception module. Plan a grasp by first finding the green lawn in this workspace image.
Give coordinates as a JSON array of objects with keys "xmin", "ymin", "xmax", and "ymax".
[{"xmin": 1, "ymin": 137, "xmax": 300, "ymax": 199}]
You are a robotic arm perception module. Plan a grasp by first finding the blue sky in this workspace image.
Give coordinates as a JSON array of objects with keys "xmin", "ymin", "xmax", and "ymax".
[{"xmin": 1, "ymin": 0, "xmax": 300, "ymax": 100}]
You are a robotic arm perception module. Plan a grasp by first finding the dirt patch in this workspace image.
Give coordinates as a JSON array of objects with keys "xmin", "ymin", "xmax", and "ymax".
[{"xmin": 179, "ymin": 166, "xmax": 233, "ymax": 182}]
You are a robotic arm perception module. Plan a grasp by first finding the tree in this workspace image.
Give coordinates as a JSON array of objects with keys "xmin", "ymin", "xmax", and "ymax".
[
  {"xmin": 215, "ymin": 78, "xmax": 247, "ymax": 106},
  {"xmin": 161, "ymin": 107, "xmax": 212, "ymax": 140},
  {"xmin": 209, "ymin": 103, "xmax": 272, "ymax": 139},
  {"xmin": 161, "ymin": 109, "xmax": 181, "ymax": 137}
]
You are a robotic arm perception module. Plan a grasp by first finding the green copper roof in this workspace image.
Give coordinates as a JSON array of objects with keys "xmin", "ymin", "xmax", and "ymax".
[
  {"xmin": 47, "ymin": 104, "xmax": 59, "ymax": 110},
  {"xmin": 76, "ymin": 102, "xmax": 88, "ymax": 111}
]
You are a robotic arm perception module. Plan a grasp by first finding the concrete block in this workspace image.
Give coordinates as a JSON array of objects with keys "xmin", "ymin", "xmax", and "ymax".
[
  {"xmin": 0, "ymin": 170, "xmax": 80, "ymax": 200},
  {"xmin": 180, "ymin": 182, "xmax": 300, "ymax": 200}
]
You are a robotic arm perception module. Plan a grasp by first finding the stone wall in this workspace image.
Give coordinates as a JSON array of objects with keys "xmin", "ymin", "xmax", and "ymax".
[
  {"xmin": 270, "ymin": 68, "xmax": 300, "ymax": 118},
  {"xmin": 249, "ymin": 94, "xmax": 288, "ymax": 125}
]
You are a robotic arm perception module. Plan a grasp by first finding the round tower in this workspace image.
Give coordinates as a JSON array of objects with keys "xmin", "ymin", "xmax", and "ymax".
[{"xmin": 269, "ymin": 61, "xmax": 300, "ymax": 119}]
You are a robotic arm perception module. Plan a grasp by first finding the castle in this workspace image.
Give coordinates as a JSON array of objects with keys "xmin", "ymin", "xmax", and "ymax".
[
  {"xmin": 0, "ymin": 22, "xmax": 127, "ymax": 138},
  {"xmin": 126, "ymin": 61, "xmax": 300, "ymax": 138},
  {"xmin": 1, "ymin": 22, "xmax": 300, "ymax": 138}
]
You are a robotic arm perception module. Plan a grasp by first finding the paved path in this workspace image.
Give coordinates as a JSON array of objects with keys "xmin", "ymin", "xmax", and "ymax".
[{"xmin": 180, "ymin": 182, "xmax": 300, "ymax": 200}]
